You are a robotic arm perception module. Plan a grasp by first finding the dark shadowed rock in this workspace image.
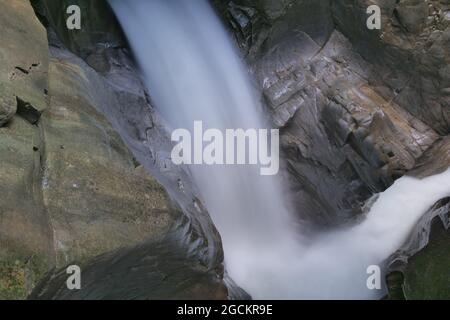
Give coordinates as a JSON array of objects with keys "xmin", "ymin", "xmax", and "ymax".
[
  {"xmin": 386, "ymin": 198, "xmax": 450, "ymax": 299},
  {"xmin": 0, "ymin": 0, "xmax": 53, "ymax": 299},
  {"xmin": 30, "ymin": 234, "xmax": 228, "ymax": 300}
]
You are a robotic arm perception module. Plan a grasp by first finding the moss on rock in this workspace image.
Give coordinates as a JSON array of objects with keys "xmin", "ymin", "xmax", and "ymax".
[
  {"xmin": 33, "ymin": 0, "xmax": 125, "ymax": 58},
  {"xmin": 403, "ymin": 218, "xmax": 450, "ymax": 299}
]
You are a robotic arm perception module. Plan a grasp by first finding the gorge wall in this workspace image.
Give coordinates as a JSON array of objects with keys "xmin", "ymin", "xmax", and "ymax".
[
  {"xmin": 0, "ymin": 0, "xmax": 228, "ymax": 299},
  {"xmin": 215, "ymin": 0, "xmax": 450, "ymax": 225},
  {"xmin": 0, "ymin": 0, "xmax": 448, "ymax": 299}
]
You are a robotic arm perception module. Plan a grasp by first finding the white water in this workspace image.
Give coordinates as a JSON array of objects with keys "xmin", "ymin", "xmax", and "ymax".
[{"xmin": 109, "ymin": 0, "xmax": 450, "ymax": 299}]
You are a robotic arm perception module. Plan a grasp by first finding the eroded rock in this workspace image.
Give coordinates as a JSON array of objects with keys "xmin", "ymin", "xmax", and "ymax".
[
  {"xmin": 30, "ymin": 235, "xmax": 228, "ymax": 300},
  {"xmin": 386, "ymin": 198, "xmax": 450, "ymax": 299},
  {"xmin": 0, "ymin": 0, "xmax": 52, "ymax": 299},
  {"xmin": 332, "ymin": 0, "xmax": 450, "ymax": 134},
  {"xmin": 32, "ymin": 0, "xmax": 126, "ymax": 59},
  {"xmin": 216, "ymin": 0, "xmax": 447, "ymax": 226},
  {"xmin": 0, "ymin": 90, "xmax": 16, "ymax": 127},
  {"xmin": 1, "ymin": 0, "xmax": 228, "ymax": 300},
  {"xmin": 409, "ymin": 136, "xmax": 450, "ymax": 178}
]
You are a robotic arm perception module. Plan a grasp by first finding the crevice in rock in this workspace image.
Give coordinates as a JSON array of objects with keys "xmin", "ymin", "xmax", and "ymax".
[
  {"xmin": 15, "ymin": 66, "xmax": 29, "ymax": 75},
  {"xmin": 16, "ymin": 97, "xmax": 41, "ymax": 125}
]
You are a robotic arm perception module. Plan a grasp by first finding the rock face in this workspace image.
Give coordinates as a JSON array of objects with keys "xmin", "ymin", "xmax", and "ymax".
[
  {"xmin": 31, "ymin": 0, "xmax": 126, "ymax": 59},
  {"xmin": 1, "ymin": 0, "xmax": 448, "ymax": 300},
  {"xmin": 332, "ymin": 0, "xmax": 450, "ymax": 135},
  {"xmin": 0, "ymin": 90, "xmax": 16, "ymax": 127},
  {"xmin": 215, "ymin": 0, "xmax": 449, "ymax": 227},
  {"xmin": 215, "ymin": 0, "xmax": 449, "ymax": 297},
  {"xmin": 0, "ymin": 0, "xmax": 227, "ymax": 299},
  {"xmin": 0, "ymin": 0, "xmax": 53, "ymax": 299},
  {"xmin": 410, "ymin": 136, "xmax": 450, "ymax": 178},
  {"xmin": 41, "ymin": 55, "xmax": 177, "ymax": 266},
  {"xmin": 30, "ymin": 234, "xmax": 228, "ymax": 300},
  {"xmin": 401, "ymin": 217, "xmax": 450, "ymax": 299}
]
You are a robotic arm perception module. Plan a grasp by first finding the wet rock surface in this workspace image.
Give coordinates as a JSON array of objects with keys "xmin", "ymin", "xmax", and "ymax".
[
  {"xmin": 0, "ymin": 0, "xmax": 53, "ymax": 299},
  {"xmin": 30, "ymin": 233, "xmax": 228, "ymax": 300},
  {"xmin": 215, "ymin": 0, "xmax": 449, "ymax": 227},
  {"xmin": 0, "ymin": 0, "xmax": 448, "ymax": 299},
  {"xmin": 0, "ymin": 0, "xmax": 228, "ymax": 299},
  {"xmin": 216, "ymin": 0, "xmax": 449, "ymax": 297},
  {"xmin": 0, "ymin": 91, "xmax": 16, "ymax": 127}
]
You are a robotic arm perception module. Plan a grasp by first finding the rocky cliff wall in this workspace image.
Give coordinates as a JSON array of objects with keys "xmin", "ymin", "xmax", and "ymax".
[
  {"xmin": 1, "ymin": 0, "xmax": 448, "ymax": 299},
  {"xmin": 215, "ymin": 0, "xmax": 450, "ymax": 226},
  {"xmin": 0, "ymin": 0, "xmax": 228, "ymax": 299}
]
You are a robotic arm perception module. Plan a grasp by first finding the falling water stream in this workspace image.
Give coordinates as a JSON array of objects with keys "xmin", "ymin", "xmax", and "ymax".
[{"xmin": 109, "ymin": 0, "xmax": 450, "ymax": 299}]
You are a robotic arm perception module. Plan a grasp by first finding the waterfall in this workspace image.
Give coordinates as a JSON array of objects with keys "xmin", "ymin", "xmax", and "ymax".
[{"xmin": 109, "ymin": 0, "xmax": 450, "ymax": 299}]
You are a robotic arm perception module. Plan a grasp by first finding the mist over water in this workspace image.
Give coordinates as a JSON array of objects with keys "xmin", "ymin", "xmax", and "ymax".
[{"xmin": 110, "ymin": 0, "xmax": 450, "ymax": 299}]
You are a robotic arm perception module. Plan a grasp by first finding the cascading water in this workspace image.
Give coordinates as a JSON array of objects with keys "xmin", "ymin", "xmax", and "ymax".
[{"xmin": 109, "ymin": 0, "xmax": 450, "ymax": 299}]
